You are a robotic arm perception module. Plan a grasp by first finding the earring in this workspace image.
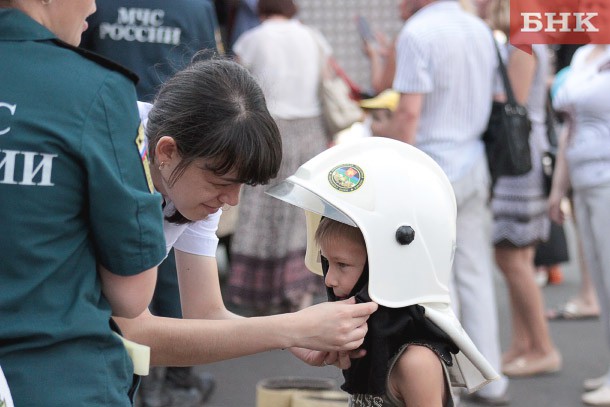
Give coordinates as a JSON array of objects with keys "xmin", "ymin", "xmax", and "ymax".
[
  {"xmin": 221, "ymin": 204, "xmax": 231, "ymax": 212},
  {"xmin": 159, "ymin": 162, "xmax": 166, "ymax": 171}
]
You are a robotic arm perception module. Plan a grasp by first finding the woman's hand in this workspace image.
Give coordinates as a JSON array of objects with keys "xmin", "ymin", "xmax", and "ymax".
[
  {"xmin": 287, "ymin": 297, "xmax": 377, "ymax": 352},
  {"xmin": 289, "ymin": 348, "xmax": 367, "ymax": 369}
]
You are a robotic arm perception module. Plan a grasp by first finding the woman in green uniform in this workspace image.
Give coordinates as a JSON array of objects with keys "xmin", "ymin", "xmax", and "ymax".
[{"xmin": 0, "ymin": 0, "xmax": 166, "ymax": 405}]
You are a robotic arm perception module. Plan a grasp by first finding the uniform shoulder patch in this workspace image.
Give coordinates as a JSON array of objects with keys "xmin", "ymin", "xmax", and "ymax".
[{"xmin": 135, "ymin": 123, "xmax": 154, "ymax": 194}]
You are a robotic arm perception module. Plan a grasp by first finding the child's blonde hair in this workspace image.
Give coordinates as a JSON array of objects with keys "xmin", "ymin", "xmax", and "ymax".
[{"xmin": 314, "ymin": 217, "xmax": 366, "ymax": 249}]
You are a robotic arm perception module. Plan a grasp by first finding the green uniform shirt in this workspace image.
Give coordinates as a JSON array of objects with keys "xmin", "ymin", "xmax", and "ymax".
[{"xmin": 0, "ymin": 9, "xmax": 166, "ymax": 406}]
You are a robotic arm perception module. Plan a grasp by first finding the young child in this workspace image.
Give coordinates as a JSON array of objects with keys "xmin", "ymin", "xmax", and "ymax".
[
  {"xmin": 315, "ymin": 217, "xmax": 454, "ymax": 406},
  {"xmin": 267, "ymin": 136, "xmax": 500, "ymax": 407}
]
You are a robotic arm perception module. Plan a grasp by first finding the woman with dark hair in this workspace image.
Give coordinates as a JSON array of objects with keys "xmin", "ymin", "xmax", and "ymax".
[
  {"xmin": 228, "ymin": 0, "xmax": 333, "ymax": 315},
  {"xmin": 114, "ymin": 57, "xmax": 377, "ymax": 378}
]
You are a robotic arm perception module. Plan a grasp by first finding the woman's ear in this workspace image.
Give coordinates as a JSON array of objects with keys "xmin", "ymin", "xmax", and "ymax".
[{"xmin": 154, "ymin": 136, "xmax": 178, "ymax": 165}]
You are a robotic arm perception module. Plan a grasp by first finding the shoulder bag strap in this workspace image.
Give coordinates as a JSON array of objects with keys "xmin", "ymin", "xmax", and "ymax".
[{"xmin": 492, "ymin": 39, "xmax": 518, "ymax": 106}]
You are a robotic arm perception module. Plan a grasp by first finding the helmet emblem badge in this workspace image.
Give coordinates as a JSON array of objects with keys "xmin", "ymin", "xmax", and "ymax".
[{"xmin": 328, "ymin": 164, "xmax": 365, "ymax": 192}]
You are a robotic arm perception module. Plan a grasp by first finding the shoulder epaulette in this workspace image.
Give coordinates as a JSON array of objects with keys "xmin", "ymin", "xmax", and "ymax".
[{"xmin": 52, "ymin": 38, "xmax": 139, "ymax": 85}]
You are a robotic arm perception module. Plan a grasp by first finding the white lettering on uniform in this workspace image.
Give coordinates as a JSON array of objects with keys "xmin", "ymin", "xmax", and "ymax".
[
  {"xmin": 0, "ymin": 102, "xmax": 16, "ymax": 136},
  {"xmin": 99, "ymin": 8, "xmax": 181, "ymax": 45},
  {"xmin": 0, "ymin": 150, "xmax": 57, "ymax": 186},
  {"xmin": 0, "ymin": 150, "xmax": 18, "ymax": 184}
]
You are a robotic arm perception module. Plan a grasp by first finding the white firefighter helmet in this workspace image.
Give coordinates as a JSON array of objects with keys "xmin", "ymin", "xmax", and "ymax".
[
  {"xmin": 267, "ymin": 137, "xmax": 456, "ymax": 308},
  {"xmin": 267, "ymin": 137, "xmax": 499, "ymax": 390}
]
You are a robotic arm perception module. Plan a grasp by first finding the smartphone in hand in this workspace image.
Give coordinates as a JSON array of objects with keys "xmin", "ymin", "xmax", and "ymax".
[{"xmin": 355, "ymin": 15, "xmax": 376, "ymax": 45}]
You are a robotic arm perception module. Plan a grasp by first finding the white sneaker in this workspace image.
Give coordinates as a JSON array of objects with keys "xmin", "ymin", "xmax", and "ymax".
[
  {"xmin": 584, "ymin": 375, "xmax": 608, "ymax": 392},
  {"xmin": 583, "ymin": 384, "xmax": 610, "ymax": 406}
]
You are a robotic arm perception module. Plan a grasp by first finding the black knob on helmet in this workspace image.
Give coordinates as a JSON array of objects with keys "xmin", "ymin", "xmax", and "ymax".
[{"xmin": 396, "ymin": 226, "xmax": 415, "ymax": 245}]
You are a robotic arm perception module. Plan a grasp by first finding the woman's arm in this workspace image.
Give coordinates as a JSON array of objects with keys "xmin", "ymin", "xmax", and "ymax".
[
  {"xmin": 548, "ymin": 122, "xmax": 572, "ymax": 224},
  {"xmin": 175, "ymin": 249, "xmax": 238, "ymax": 320},
  {"xmin": 113, "ymin": 248, "xmax": 377, "ymax": 366},
  {"xmin": 115, "ymin": 299, "xmax": 377, "ymax": 366},
  {"xmin": 507, "ymin": 48, "xmax": 537, "ymax": 105},
  {"xmin": 98, "ymin": 264, "xmax": 157, "ymax": 318},
  {"xmin": 364, "ymin": 33, "xmax": 396, "ymax": 94}
]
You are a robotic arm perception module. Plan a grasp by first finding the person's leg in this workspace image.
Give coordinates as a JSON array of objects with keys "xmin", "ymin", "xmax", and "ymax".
[
  {"xmin": 388, "ymin": 345, "xmax": 446, "ymax": 407},
  {"xmin": 575, "ymin": 186, "xmax": 610, "ymax": 403},
  {"xmin": 499, "ymin": 252, "xmax": 531, "ymax": 364},
  {"xmin": 496, "ymin": 245, "xmax": 561, "ymax": 376},
  {"xmin": 572, "ymin": 216, "xmax": 600, "ymax": 314},
  {"xmin": 546, "ymin": 199, "xmax": 600, "ymax": 320},
  {"xmin": 451, "ymin": 161, "xmax": 508, "ymax": 400}
]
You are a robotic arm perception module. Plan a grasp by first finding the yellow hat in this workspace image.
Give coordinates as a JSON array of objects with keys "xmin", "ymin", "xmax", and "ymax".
[{"xmin": 359, "ymin": 89, "xmax": 400, "ymax": 112}]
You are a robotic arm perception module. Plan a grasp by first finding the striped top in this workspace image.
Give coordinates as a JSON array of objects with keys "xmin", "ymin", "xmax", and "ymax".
[{"xmin": 393, "ymin": 0, "xmax": 496, "ymax": 182}]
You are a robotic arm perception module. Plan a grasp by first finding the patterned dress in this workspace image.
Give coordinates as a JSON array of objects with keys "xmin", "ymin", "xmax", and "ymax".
[{"xmin": 491, "ymin": 44, "xmax": 551, "ymax": 247}]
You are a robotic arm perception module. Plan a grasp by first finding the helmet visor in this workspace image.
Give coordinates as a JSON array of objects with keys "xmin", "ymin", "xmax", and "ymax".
[{"xmin": 266, "ymin": 180, "xmax": 356, "ymax": 227}]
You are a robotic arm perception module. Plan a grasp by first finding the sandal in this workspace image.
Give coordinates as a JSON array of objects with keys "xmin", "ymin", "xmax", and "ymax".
[{"xmin": 546, "ymin": 300, "xmax": 600, "ymax": 321}]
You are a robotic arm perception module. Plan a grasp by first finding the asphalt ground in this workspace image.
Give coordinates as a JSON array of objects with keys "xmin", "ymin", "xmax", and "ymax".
[{"xmin": 199, "ymin": 218, "xmax": 607, "ymax": 407}]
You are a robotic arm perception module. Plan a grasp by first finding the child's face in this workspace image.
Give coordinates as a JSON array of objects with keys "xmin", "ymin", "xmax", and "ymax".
[{"xmin": 320, "ymin": 236, "xmax": 367, "ymax": 300}]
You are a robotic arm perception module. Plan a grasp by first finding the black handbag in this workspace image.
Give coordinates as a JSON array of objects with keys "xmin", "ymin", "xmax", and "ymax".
[
  {"xmin": 483, "ymin": 41, "xmax": 532, "ymax": 187},
  {"xmin": 535, "ymin": 220, "xmax": 569, "ymax": 266}
]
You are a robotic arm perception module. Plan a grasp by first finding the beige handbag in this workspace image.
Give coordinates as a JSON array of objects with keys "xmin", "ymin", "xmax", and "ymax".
[
  {"xmin": 307, "ymin": 27, "xmax": 363, "ymax": 136},
  {"xmin": 319, "ymin": 69, "xmax": 364, "ymax": 136}
]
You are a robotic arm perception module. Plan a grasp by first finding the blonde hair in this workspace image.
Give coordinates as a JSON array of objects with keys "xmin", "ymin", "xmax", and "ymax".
[{"xmin": 315, "ymin": 218, "xmax": 366, "ymax": 249}]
